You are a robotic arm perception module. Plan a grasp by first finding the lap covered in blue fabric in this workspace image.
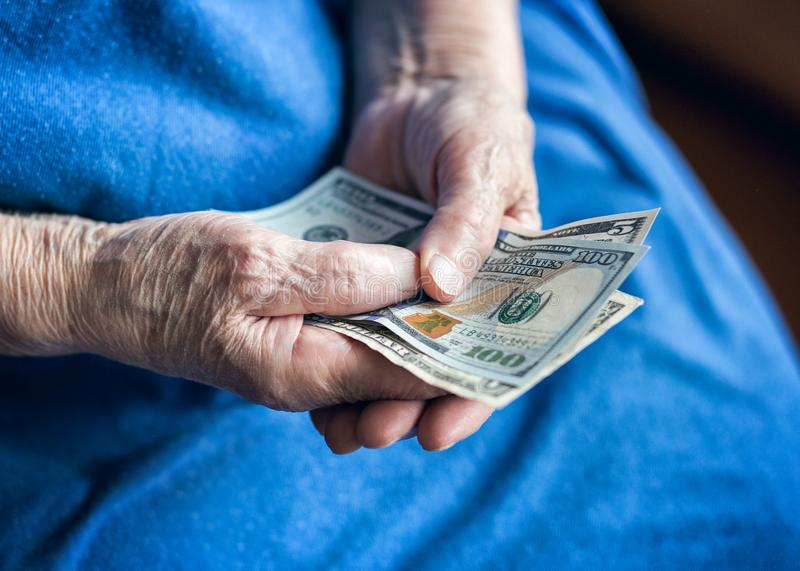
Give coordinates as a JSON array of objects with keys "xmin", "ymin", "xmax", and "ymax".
[{"xmin": 0, "ymin": 1, "xmax": 798, "ymax": 569}]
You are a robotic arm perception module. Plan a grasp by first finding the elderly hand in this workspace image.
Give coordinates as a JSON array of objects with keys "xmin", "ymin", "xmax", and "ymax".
[
  {"xmin": 346, "ymin": 79, "xmax": 539, "ymax": 300},
  {"xmin": 85, "ymin": 213, "xmax": 451, "ymax": 415},
  {"xmin": 311, "ymin": 0, "xmax": 539, "ymax": 454},
  {"xmin": 0, "ymin": 212, "xmax": 445, "ymax": 430}
]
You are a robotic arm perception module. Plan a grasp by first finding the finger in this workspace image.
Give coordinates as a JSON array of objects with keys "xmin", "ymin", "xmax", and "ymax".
[
  {"xmin": 324, "ymin": 404, "xmax": 364, "ymax": 455},
  {"xmin": 284, "ymin": 325, "xmax": 445, "ymax": 409},
  {"xmin": 505, "ymin": 184, "xmax": 541, "ymax": 231},
  {"xmin": 505, "ymin": 163, "xmax": 541, "ymax": 231},
  {"xmin": 263, "ymin": 239, "xmax": 421, "ymax": 316},
  {"xmin": 417, "ymin": 396, "xmax": 494, "ymax": 452},
  {"xmin": 310, "ymin": 408, "xmax": 332, "ymax": 435},
  {"xmin": 499, "ymin": 214, "xmax": 542, "ymax": 237},
  {"xmin": 417, "ymin": 133, "xmax": 516, "ymax": 302},
  {"xmin": 356, "ymin": 400, "xmax": 427, "ymax": 449}
]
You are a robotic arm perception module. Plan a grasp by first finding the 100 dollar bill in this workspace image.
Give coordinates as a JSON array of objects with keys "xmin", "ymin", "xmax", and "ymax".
[
  {"xmin": 310, "ymin": 289, "xmax": 642, "ymax": 407},
  {"xmin": 345, "ymin": 236, "xmax": 647, "ymax": 386},
  {"xmin": 241, "ymin": 169, "xmax": 656, "ymax": 406}
]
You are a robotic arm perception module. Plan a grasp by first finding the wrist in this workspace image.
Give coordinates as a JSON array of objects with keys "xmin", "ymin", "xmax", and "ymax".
[
  {"xmin": 0, "ymin": 214, "xmax": 110, "ymax": 356},
  {"xmin": 352, "ymin": 0, "xmax": 526, "ymax": 110}
]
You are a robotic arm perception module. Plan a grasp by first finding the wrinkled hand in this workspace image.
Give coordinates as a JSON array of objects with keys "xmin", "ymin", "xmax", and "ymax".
[
  {"xmin": 74, "ymin": 212, "xmax": 446, "ymax": 414},
  {"xmin": 347, "ymin": 79, "xmax": 540, "ymax": 298},
  {"xmin": 311, "ymin": 78, "xmax": 540, "ymax": 453}
]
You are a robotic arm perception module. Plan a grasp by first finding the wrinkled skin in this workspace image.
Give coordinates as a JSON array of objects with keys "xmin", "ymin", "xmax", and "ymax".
[
  {"xmin": 74, "ymin": 212, "xmax": 446, "ymax": 413},
  {"xmin": 310, "ymin": 78, "xmax": 540, "ymax": 453}
]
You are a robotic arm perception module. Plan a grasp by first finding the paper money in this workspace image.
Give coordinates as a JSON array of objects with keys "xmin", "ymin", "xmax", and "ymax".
[
  {"xmin": 242, "ymin": 169, "xmax": 434, "ymax": 247},
  {"xmin": 242, "ymin": 168, "xmax": 656, "ymax": 406},
  {"xmin": 309, "ymin": 290, "xmax": 642, "ymax": 407}
]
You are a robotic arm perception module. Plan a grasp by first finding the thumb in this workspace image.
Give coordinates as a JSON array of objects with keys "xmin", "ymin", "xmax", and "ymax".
[
  {"xmin": 417, "ymin": 135, "xmax": 508, "ymax": 301},
  {"xmin": 269, "ymin": 239, "xmax": 420, "ymax": 316},
  {"xmin": 419, "ymin": 188, "xmax": 503, "ymax": 302},
  {"xmin": 418, "ymin": 131, "xmax": 538, "ymax": 302}
]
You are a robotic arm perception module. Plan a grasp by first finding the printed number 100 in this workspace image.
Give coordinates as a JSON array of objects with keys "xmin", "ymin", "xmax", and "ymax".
[{"xmin": 463, "ymin": 346, "xmax": 525, "ymax": 368}]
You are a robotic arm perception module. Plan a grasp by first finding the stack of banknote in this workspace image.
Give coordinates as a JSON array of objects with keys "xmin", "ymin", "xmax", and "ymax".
[{"xmin": 242, "ymin": 169, "xmax": 657, "ymax": 407}]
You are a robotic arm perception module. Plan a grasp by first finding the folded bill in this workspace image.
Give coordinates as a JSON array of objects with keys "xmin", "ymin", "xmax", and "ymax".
[{"xmin": 242, "ymin": 168, "xmax": 657, "ymax": 406}]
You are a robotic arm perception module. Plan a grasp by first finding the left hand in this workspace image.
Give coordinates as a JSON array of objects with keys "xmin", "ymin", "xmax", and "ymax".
[{"xmin": 311, "ymin": 78, "xmax": 540, "ymax": 453}]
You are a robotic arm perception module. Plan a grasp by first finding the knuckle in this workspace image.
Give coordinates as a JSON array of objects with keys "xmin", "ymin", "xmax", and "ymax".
[
  {"xmin": 461, "ymin": 204, "xmax": 489, "ymax": 236},
  {"xmin": 460, "ymin": 211, "xmax": 488, "ymax": 255},
  {"xmin": 199, "ymin": 223, "xmax": 291, "ymax": 309},
  {"xmin": 455, "ymin": 202, "xmax": 495, "ymax": 250},
  {"xmin": 317, "ymin": 242, "xmax": 368, "ymax": 304},
  {"xmin": 180, "ymin": 213, "xmax": 265, "ymax": 279}
]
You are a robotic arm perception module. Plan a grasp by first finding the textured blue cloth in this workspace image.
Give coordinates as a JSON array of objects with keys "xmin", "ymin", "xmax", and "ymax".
[{"xmin": 1, "ymin": 1, "xmax": 799, "ymax": 569}]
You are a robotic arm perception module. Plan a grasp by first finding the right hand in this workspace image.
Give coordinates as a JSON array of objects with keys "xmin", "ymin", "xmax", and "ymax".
[{"xmin": 72, "ymin": 212, "xmax": 443, "ymax": 415}]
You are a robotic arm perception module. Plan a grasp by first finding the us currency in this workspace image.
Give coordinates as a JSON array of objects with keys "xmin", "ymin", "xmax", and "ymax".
[
  {"xmin": 242, "ymin": 168, "xmax": 656, "ymax": 406},
  {"xmin": 309, "ymin": 290, "xmax": 642, "ymax": 407}
]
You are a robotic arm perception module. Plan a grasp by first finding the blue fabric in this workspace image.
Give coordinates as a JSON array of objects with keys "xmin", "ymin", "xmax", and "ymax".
[
  {"xmin": 1, "ymin": 1, "xmax": 799, "ymax": 569},
  {"xmin": 0, "ymin": 0, "xmax": 344, "ymax": 219}
]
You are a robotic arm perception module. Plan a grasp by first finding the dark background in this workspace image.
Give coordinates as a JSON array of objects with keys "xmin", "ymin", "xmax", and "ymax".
[{"xmin": 601, "ymin": 0, "xmax": 799, "ymax": 340}]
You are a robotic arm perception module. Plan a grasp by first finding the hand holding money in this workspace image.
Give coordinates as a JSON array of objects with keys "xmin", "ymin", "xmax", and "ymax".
[
  {"xmin": 68, "ymin": 211, "xmax": 445, "ymax": 412},
  {"xmin": 243, "ymin": 169, "xmax": 656, "ymax": 451},
  {"xmin": 346, "ymin": 81, "xmax": 539, "ymax": 303}
]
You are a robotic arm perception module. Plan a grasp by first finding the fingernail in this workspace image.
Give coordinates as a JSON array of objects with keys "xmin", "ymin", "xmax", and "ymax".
[{"xmin": 428, "ymin": 253, "xmax": 464, "ymax": 297}]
